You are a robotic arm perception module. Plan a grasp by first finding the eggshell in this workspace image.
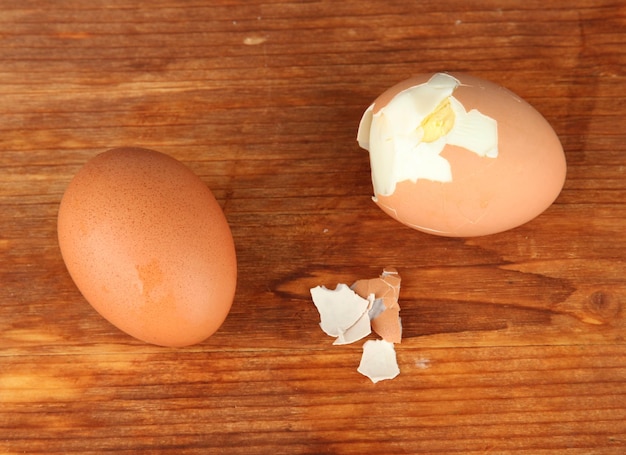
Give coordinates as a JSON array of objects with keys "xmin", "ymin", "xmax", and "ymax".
[
  {"xmin": 357, "ymin": 340, "xmax": 400, "ymax": 383},
  {"xmin": 57, "ymin": 147, "xmax": 237, "ymax": 347},
  {"xmin": 310, "ymin": 267, "xmax": 403, "ymax": 382},
  {"xmin": 358, "ymin": 72, "xmax": 566, "ymax": 237},
  {"xmin": 351, "ymin": 268, "xmax": 402, "ymax": 344}
]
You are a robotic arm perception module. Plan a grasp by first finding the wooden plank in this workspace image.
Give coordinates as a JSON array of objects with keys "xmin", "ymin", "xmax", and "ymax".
[{"xmin": 1, "ymin": 0, "xmax": 625, "ymax": 453}]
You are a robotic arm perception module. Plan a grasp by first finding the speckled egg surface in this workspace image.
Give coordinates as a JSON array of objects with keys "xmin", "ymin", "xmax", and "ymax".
[
  {"xmin": 357, "ymin": 72, "xmax": 567, "ymax": 237},
  {"xmin": 57, "ymin": 147, "xmax": 237, "ymax": 347}
]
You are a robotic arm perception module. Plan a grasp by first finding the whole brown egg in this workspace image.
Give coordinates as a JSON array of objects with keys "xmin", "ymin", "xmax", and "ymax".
[{"xmin": 57, "ymin": 147, "xmax": 237, "ymax": 347}]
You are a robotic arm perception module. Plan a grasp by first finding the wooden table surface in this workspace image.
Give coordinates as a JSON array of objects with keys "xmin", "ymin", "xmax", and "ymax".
[{"xmin": 2, "ymin": 1, "xmax": 625, "ymax": 453}]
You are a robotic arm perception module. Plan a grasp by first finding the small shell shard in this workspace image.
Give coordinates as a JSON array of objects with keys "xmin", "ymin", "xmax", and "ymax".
[
  {"xmin": 351, "ymin": 268, "xmax": 402, "ymax": 343},
  {"xmin": 371, "ymin": 307, "xmax": 402, "ymax": 344},
  {"xmin": 367, "ymin": 297, "xmax": 386, "ymax": 320},
  {"xmin": 357, "ymin": 339, "xmax": 400, "ymax": 383},
  {"xmin": 310, "ymin": 284, "xmax": 370, "ymax": 341},
  {"xmin": 310, "ymin": 268, "xmax": 404, "ymax": 382},
  {"xmin": 333, "ymin": 309, "xmax": 372, "ymax": 345}
]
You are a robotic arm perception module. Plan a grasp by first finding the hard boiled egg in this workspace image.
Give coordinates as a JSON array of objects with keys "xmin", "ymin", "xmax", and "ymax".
[
  {"xmin": 57, "ymin": 147, "xmax": 237, "ymax": 347},
  {"xmin": 357, "ymin": 72, "xmax": 566, "ymax": 237}
]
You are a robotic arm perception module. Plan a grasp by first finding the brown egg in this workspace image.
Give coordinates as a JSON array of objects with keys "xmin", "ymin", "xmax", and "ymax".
[
  {"xmin": 357, "ymin": 72, "xmax": 566, "ymax": 237},
  {"xmin": 58, "ymin": 147, "xmax": 237, "ymax": 347}
]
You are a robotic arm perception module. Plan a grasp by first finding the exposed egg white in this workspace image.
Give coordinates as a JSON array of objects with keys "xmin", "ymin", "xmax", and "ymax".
[{"xmin": 358, "ymin": 73, "xmax": 498, "ymax": 196}]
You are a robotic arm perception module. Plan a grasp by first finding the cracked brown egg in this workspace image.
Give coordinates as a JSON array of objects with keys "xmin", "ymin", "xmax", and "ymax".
[
  {"xmin": 57, "ymin": 147, "xmax": 237, "ymax": 347},
  {"xmin": 357, "ymin": 72, "xmax": 567, "ymax": 237}
]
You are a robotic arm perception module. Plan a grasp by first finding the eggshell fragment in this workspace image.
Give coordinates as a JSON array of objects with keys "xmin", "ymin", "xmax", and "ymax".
[
  {"xmin": 310, "ymin": 284, "xmax": 372, "ymax": 345},
  {"xmin": 358, "ymin": 72, "xmax": 567, "ymax": 237},
  {"xmin": 357, "ymin": 340, "xmax": 400, "ymax": 383},
  {"xmin": 309, "ymin": 268, "xmax": 403, "ymax": 382},
  {"xmin": 57, "ymin": 147, "xmax": 237, "ymax": 347},
  {"xmin": 351, "ymin": 267, "xmax": 402, "ymax": 343}
]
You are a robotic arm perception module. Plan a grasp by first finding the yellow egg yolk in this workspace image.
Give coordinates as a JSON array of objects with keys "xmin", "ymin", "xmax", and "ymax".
[{"xmin": 419, "ymin": 98, "xmax": 456, "ymax": 142}]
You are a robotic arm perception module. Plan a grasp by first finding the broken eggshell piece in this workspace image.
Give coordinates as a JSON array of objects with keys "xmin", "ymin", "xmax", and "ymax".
[
  {"xmin": 310, "ymin": 283, "xmax": 371, "ymax": 345},
  {"xmin": 357, "ymin": 340, "xmax": 400, "ymax": 384},
  {"xmin": 358, "ymin": 72, "xmax": 567, "ymax": 237},
  {"xmin": 351, "ymin": 267, "xmax": 402, "ymax": 344},
  {"xmin": 309, "ymin": 268, "xmax": 402, "ymax": 383}
]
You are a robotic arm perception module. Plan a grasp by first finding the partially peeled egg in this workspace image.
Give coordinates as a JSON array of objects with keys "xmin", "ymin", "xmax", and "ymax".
[{"xmin": 357, "ymin": 72, "xmax": 566, "ymax": 237}]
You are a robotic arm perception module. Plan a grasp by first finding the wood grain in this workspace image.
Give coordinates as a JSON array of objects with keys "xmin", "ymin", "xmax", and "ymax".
[{"xmin": 1, "ymin": 0, "xmax": 625, "ymax": 453}]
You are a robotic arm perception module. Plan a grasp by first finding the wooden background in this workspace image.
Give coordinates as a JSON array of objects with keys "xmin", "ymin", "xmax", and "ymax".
[{"xmin": 1, "ymin": 0, "xmax": 625, "ymax": 453}]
